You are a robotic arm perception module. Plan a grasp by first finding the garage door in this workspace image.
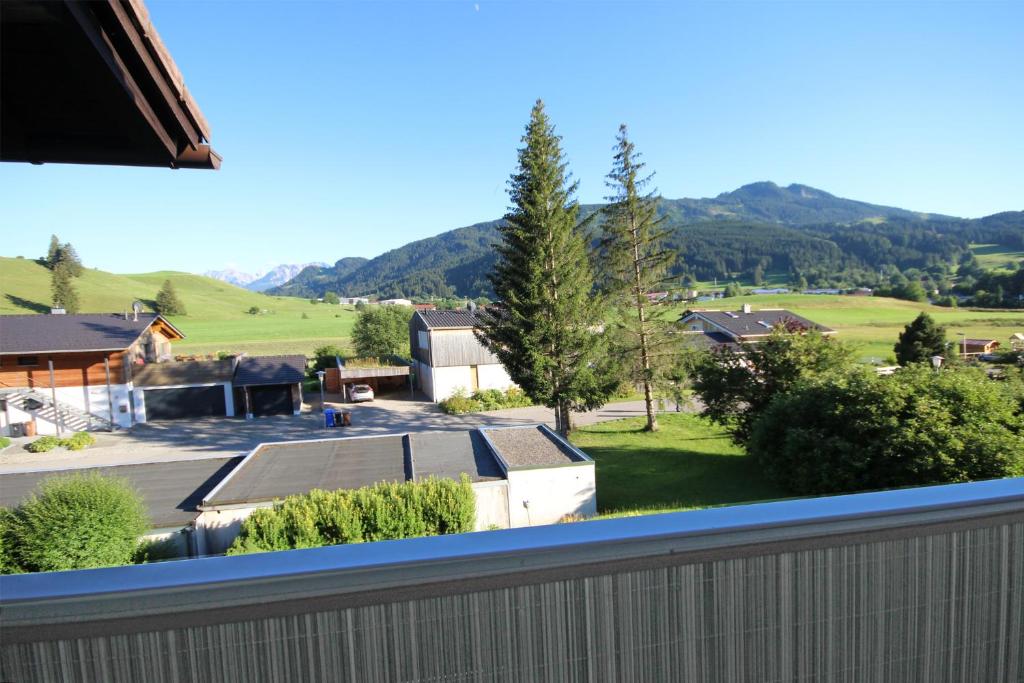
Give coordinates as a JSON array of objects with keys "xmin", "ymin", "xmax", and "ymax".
[
  {"xmin": 249, "ymin": 385, "xmax": 293, "ymax": 416},
  {"xmin": 144, "ymin": 386, "xmax": 226, "ymax": 420}
]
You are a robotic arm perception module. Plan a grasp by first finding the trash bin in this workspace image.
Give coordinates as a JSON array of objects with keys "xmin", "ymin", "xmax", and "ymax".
[{"xmin": 324, "ymin": 408, "xmax": 336, "ymax": 428}]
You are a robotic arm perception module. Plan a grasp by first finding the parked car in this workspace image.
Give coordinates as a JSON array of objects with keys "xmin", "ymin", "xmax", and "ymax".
[{"xmin": 349, "ymin": 384, "xmax": 374, "ymax": 402}]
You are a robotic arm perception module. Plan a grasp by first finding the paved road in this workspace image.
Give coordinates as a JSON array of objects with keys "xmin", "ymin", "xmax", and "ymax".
[{"xmin": 0, "ymin": 396, "xmax": 694, "ymax": 474}]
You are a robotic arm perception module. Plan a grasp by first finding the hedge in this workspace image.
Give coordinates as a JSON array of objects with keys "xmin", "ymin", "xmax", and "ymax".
[
  {"xmin": 439, "ymin": 387, "xmax": 532, "ymax": 415},
  {"xmin": 227, "ymin": 476, "xmax": 476, "ymax": 555},
  {"xmin": 748, "ymin": 366, "xmax": 1024, "ymax": 496},
  {"xmin": 3, "ymin": 473, "xmax": 150, "ymax": 573}
]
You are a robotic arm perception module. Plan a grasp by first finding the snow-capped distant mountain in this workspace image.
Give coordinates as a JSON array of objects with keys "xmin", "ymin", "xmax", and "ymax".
[{"xmin": 204, "ymin": 263, "xmax": 329, "ymax": 292}]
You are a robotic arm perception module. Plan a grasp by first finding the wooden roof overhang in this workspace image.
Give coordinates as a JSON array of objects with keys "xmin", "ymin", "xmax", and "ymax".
[{"xmin": 1, "ymin": 0, "xmax": 220, "ymax": 169}]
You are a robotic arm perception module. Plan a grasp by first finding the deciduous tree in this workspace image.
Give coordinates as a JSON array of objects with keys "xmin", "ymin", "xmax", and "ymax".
[{"xmin": 352, "ymin": 305, "xmax": 413, "ymax": 358}]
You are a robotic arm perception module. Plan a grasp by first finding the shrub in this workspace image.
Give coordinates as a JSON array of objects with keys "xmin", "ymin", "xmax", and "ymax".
[
  {"xmin": 132, "ymin": 536, "xmax": 183, "ymax": 564},
  {"xmin": 0, "ymin": 508, "xmax": 19, "ymax": 575},
  {"xmin": 439, "ymin": 387, "xmax": 532, "ymax": 415},
  {"xmin": 25, "ymin": 436, "xmax": 62, "ymax": 453},
  {"xmin": 748, "ymin": 366, "xmax": 1024, "ymax": 496},
  {"xmin": 5, "ymin": 473, "xmax": 149, "ymax": 572},
  {"xmin": 62, "ymin": 432, "xmax": 95, "ymax": 451},
  {"xmin": 248, "ymin": 306, "xmax": 260, "ymax": 315},
  {"xmin": 227, "ymin": 476, "xmax": 475, "ymax": 555}
]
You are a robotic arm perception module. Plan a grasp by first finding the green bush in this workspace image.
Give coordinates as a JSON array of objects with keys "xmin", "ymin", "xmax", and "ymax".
[
  {"xmin": 0, "ymin": 436, "xmax": 10, "ymax": 450},
  {"xmin": 748, "ymin": 366, "xmax": 1024, "ymax": 496},
  {"xmin": 25, "ymin": 436, "xmax": 62, "ymax": 453},
  {"xmin": 0, "ymin": 508, "xmax": 20, "ymax": 575},
  {"xmin": 227, "ymin": 476, "xmax": 475, "ymax": 555},
  {"xmin": 4, "ymin": 473, "xmax": 149, "ymax": 572},
  {"xmin": 439, "ymin": 387, "xmax": 532, "ymax": 415},
  {"xmin": 132, "ymin": 536, "xmax": 183, "ymax": 564},
  {"xmin": 62, "ymin": 432, "xmax": 95, "ymax": 451}
]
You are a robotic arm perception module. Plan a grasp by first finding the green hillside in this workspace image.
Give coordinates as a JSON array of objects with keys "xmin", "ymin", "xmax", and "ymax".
[{"xmin": 0, "ymin": 257, "xmax": 357, "ymax": 357}]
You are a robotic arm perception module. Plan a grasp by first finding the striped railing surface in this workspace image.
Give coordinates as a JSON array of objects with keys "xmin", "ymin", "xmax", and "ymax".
[{"xmin": 2, "ymin": 477, "xmax": 1022, "ymax": 682}]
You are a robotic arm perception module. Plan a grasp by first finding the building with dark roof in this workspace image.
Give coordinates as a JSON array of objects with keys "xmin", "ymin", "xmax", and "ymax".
[
  {"xmin": 232, "ymin": 355, "xmax": 306, "ymax": 418},
  {"xmin": 0, "ymin": 312, "xmax": 185, "ymax": 434},
  {"xmin": 679, "ymin": 304, "xmax": 835, "ymax": 350},
  {"xmin": 196, "ymin": 425, "xmax": 596, "ymax": 554},
  {"xmin": 409, "ymin": 308, "xmax": 517, "ymax": 402}
]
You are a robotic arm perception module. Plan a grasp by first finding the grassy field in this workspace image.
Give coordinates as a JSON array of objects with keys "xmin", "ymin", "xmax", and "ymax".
[
  {"xmin": 970, "ymin": 243, "xmax": 1024, "ymax": 272},
  {"xmin": 672, "ymin": 293, "xmax": 1024, "ymax": 362},
  {"xmin": 0, "ymin": 257, "xmax": 357, "ymax": 357},
  {"xmin": 570, "ymin": 413, "xmax": 787, "ymax": 516}
]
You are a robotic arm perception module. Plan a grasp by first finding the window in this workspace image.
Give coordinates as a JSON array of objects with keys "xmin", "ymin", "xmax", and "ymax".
[
  {"xmin": 418, "ymin": 331, "xmax": 429, "ymax": 350},
  {"xmin": 17, "ymin": 355, "xmax": 39, "ymax": 366}
]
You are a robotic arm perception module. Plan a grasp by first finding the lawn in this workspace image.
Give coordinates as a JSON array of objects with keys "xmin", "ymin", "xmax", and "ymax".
[{"xmin": 570, "ymin": 413, "xmax": 787, "ymax": 517}]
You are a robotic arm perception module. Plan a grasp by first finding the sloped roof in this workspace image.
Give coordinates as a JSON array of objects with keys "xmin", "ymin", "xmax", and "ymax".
[
  {"xmin": 133, "ymin": 359, "xmax": 234, "ymax": 387},
  {"xmin": 233, "ymin": 355, "xmax": 306, "ymax": 387},
  {"xmin": 680, "ymin": 309, "xmax": 833, "ymax": 339},
  {"xmin": 416, "ymin": 310, "xmax": 482, "ymax": 329},
  {"xmin": 0, "ymin": 313, "xmax": 181, "ymax": 354}
]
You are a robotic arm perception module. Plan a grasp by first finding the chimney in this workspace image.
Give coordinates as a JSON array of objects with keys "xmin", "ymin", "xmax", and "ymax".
[{"xmin": 741, "ymin": 303, "xmax": 752, "ymax": 314}]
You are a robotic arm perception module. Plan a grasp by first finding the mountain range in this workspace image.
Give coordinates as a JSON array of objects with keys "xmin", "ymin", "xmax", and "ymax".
[
  {"xmin": 266, "ymin": 182, "xmax": 1022, "ymax": 299},
  {"xmin": 204, "ymin": 262, "xmax": 329, "ymax": 292}
]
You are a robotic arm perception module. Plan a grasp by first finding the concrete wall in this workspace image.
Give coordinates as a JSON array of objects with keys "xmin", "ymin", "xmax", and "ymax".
[
  {"xmin": 506, "ymin": 464, "xmax": 597, "ymax": 527},
  {"xmin": 194, "ymin": 504, "xmax": 271, "ymax": 556},
  {"xmin": 471, "ymin": 481, "xmax": 510, "ymax": 530}
]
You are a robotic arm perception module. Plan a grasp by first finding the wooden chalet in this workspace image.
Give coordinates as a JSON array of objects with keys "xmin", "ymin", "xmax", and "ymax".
[{"xmin": 0, "ymin": 312, "xmax": 184, "ymax": 435}]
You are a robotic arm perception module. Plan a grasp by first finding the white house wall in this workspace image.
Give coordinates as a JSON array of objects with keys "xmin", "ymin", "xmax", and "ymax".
[
  {"xmin": 476, "ymin": 364, "xmax": 516, "ymax": 393},
  {"xmin": 426, "ymin": 364, "xmax": 516, "ymax": 402},
  {"xmin": 3, "ymin": 384, "xmax": 132, "ymax": 435},
  {"xmin": 505, "ymin": 464, "xmax": 597, "ymax": 527}
]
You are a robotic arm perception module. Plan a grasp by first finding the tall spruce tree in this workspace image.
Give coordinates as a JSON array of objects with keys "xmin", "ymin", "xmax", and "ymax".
[
  {"xmin": 478, "ymin": 100, "xmax": 614, "ymax": 435},
  {"xmin": 50, "ymin": 261, "xmax": 80, "ymax": 313},
  {"xmin": 155, "ymin": 280, "xmax": 186, "ymax": 316},
  {"xmin": 599, "ymin": 125, "xmax": 675, "ymax": 431}
]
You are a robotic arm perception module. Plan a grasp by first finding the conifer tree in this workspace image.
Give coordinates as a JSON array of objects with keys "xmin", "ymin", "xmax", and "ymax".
[
  {"xmin": 894, "ymin": 312, "xmax": 946, "ymax": 365},
  {"xmin": 46, "ymin": 235, "xmax": 61, "ymax": 270},
  {"xmin": 58, "ymin": 242, "xmax": 83, "ymax": 277},
  {"xmin": 50, "ymin": 262, "xmax": 80, "ymax": 313},
  {"xmin": 155, "ymin": 280, "xmax": 186, "ymax": 316},
  {"xmin": 478, "ymin": 100, "xmax": 614, "ymax": 435},
  {"xmin": 599, "ymin": 125, "xmax": 675, "ymax": 431}
]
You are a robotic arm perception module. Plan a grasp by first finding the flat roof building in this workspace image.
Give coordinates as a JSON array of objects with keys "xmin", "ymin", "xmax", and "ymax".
[{"xmin": 196, "ymin": 425, "xmax": 596, "ymax": 554}]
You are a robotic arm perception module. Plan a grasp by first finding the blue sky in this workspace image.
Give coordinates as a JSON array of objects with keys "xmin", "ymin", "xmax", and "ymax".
[{"xmin": 1, "ymin": 1, "xmax": 1021, "ymax": 275}]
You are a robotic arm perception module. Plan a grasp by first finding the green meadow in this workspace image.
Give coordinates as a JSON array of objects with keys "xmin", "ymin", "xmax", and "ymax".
[
  {"xmin": 970, "ymin": 243, "xmax": 1024, "ymax": 272},
  {"xmin": 672, "ymin": 293, "xmax": 1024, "ymax": 362},
  {"xmin": 0, "ymin": 257, "xmax": 357, "ymax": 357}
]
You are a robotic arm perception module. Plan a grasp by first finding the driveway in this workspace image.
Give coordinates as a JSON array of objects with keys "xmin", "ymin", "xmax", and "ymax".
[{"xmin": 0, "ymin": 395, "xmax": 694, "ymax": 473}]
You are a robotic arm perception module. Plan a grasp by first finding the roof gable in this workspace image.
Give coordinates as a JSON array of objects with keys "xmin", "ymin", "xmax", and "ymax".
[
  {"xmin": 680, "ymin": 309, "xmax": 833, "ymax": 340},
  {"xmin": 417, "ymin": 310, "xmax": 482, "ymax": 329},
  {"xmin": 0, "ymin": 313, "xmax": 181, "ymax": 354},
  {"xmin": 233, "ymin": 355, "xmax": 306, "ymax": 387}
]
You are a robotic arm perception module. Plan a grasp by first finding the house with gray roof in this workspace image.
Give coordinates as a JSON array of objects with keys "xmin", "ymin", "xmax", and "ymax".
[
  {"xmin": 679, "ymin": 303, "xmax": 835, "ymax": 350},
  {"xmin": 0, "ymin": 311, "xmax": 185, "ymax": 435},
  {"xmin": 409, "ymin": 308, "xmax": 517, "ymax": 402},
  {"xmin": 195, "ymin": 424, "xmax": 596, "ymax": 554}
]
